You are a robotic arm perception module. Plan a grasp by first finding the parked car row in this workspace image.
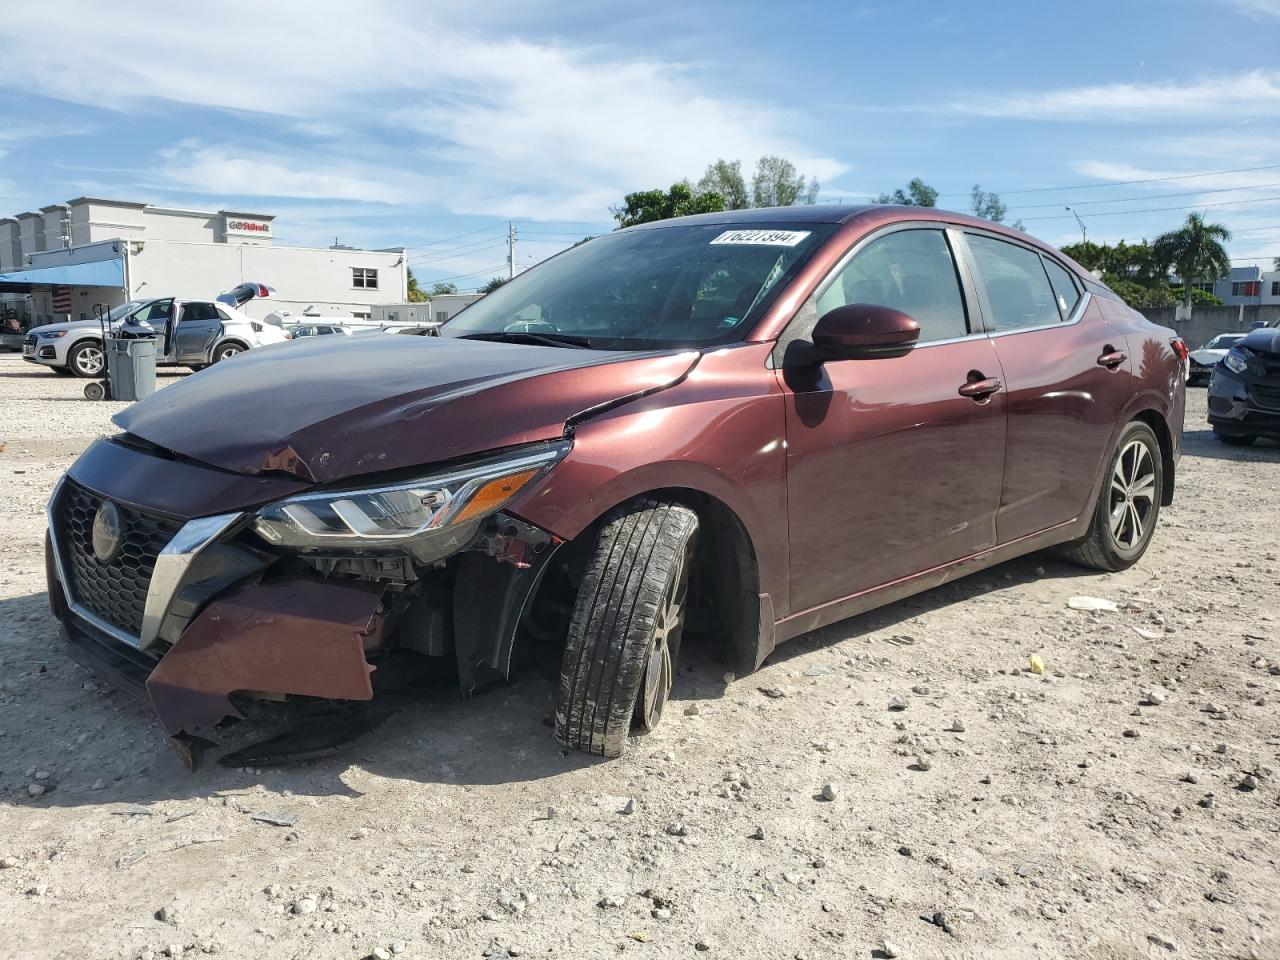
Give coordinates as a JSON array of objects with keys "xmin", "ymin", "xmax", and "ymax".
[{"xmin": 1207, "ymin": 326, "xmax": 1280, "ymax": 445}]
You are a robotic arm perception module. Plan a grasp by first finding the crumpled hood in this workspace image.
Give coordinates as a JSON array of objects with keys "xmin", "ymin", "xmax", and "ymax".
[{"xmin": 114, "ymin": 334, "xmax": 698, "ymax": 483}]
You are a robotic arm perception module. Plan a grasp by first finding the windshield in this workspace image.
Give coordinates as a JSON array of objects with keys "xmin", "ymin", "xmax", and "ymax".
[
  {"xmin": 1208, "ymin": 335, "xmax": 1243, "ymax": 349},
  {"xmin": 441, "ymin": 222, "xmax": 837, "ymax": 349},
  {"xmin": 103, "ymin": 300, "xmax": 144, "ymax": 324}
]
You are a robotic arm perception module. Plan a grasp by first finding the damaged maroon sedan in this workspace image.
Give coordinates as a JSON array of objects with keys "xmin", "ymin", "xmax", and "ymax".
[{"xmin": 45, "ymin": 206, "xmax": 1186, "ymax": 766}]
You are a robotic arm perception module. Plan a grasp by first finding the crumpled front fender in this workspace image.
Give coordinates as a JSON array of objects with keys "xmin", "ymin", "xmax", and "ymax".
[{"xmin": 146, "ymin": 577, "xmax": 384, "ymax": 735}]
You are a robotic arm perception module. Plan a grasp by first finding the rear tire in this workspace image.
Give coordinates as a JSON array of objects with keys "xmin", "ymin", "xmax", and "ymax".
[
  {"xmin": 67, "ymin": 340, "xmax": 105, "ymax": 378},
  {"xmin": 555, "ymin": 498, "xmax": 698, "ymax": 758},
  {"xmin": 1059, "ymin": 421, "xmax": 1162, "ymax": 572},
  {"xmin": 212, "ymin": 343, "xmax": 245, "ymax": 362},
  {"xmin": 1213, "ymin": 428, "xmax": 1256, "ymax": 447}
]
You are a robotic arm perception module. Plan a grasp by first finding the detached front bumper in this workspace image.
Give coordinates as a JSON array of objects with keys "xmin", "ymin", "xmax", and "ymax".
[{"xmin": 1207, "ymin": 365, "xmax": 1280, "ymax": 438}]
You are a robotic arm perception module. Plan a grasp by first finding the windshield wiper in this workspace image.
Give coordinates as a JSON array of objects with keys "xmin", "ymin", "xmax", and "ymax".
[{"xmin": 458, "ymin": 330, "xmax": 595, "ymax": 349}]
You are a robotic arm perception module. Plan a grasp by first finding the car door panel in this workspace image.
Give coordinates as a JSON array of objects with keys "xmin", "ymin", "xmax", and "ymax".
[
  {"xmin": 778, "ymin": 224, "xmax": 1007, "ymax": 615},
  {"xmin": 956, "ymin": 230, "xmax": 1134, "ymax": 544},
  {"xmin": 986, "ymin": 303, "xmax": 1133, "ymax": 541},
  {"xmin": 781, "ymin": 341, "xmax": 1006, "ymax": 612},
  {"xmin": 175, "ymin": 302, "xmax": 222, "ymax": 362}
]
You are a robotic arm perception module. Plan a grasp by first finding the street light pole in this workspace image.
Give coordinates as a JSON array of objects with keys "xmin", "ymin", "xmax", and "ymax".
[{"xmin": 1065, "ymin": 206, "xmax": 1087, "ymax": 244}]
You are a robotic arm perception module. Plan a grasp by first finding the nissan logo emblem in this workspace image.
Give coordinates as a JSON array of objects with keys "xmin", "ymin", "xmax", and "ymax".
[{"xmin": 91, "ymin": 501, "xmax": 123, "ymax": 562}]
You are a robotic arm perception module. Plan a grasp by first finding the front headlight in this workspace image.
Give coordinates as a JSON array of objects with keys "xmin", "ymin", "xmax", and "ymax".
[
  {"xmin": 40, "ymin": 330, "xmax": 68, "ymax": 340},
  {"xmin": 1223, "ymin": 348, "xmax": 1249, "ymax": 375},
  {"xmin": 253, "ymin": 440, "xmax": 569, "ymax": 549}
]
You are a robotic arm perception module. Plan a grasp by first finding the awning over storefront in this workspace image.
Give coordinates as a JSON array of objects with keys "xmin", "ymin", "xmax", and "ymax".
[{"xmin": 0, "ymin": 258, "xmax": 125, "ymax": 292}]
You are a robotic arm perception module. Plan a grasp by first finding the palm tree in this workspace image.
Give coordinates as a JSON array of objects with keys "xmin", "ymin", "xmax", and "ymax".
[{"xmin": 1153, "ymin": 212, "xmax": 1232, "ymax": 315}]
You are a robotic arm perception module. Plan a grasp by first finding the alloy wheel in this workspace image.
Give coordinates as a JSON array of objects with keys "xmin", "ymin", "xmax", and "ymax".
[
  {"xmin": 1108, "ymin": 439, "xmax": 1156, "ymax": 550},
  {"xmin": 216, "ymin": 345, "xmax": 242, "ymax": 361},
  {"xmin": 76, "ymin": 346, "xmax": 104, "ymax": 376},
  {"xmin": 636, "ymin": 547, "xmax": 689, "ymax": 731}
]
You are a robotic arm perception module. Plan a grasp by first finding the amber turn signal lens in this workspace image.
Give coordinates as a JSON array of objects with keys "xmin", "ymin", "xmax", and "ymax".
[{"xmin": 449, "ymin": 468, "xmax": 541, "ymax": 524}]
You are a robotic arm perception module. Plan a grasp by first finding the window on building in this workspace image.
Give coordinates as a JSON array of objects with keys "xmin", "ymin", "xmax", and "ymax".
[
  {"xmin": 1272, "ymin": 281, "xmax": 1280, "ymax": 297},
  {"xmin": 1231, "ymin": 281, "xmax": 1261, "ymax": 297},
  {"xmin": 352, "ymin": 311, "xmax": 372, "ymax": 320},
  {"xmin": 435, "ymin": 310, "xmax": 449, "ymax": 322},
  {"xmin": 1192, "ymin": 281, "xmax": 1215, "ymax": 294},
  {"xmin": 353, "ymin": 268, "xmax": 379, "ymax": 289}
]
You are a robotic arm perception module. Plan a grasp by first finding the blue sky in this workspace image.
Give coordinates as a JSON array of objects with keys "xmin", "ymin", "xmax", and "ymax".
[{"xmin": 2, "ymin": 0, "xmax": 1279, "ymax": 290}]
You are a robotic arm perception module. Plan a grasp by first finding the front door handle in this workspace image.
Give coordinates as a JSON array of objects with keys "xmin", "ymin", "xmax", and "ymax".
[
  {"xmin": 958, "ymin": 375, "xmax": 1002, "ymax": 400},
  {"xmin": 1097, "ymin": 347, "xmax": 1127, "ymax": 369}
]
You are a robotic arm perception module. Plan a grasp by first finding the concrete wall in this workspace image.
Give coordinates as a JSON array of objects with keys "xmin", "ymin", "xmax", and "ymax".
[
  {"xmin": 0, "ymin": 220, "xmax": 18, "ymax": 272},
  {"xmin": 1140, "ymin": 304, "xmax": 1280, "ymax": 348}
]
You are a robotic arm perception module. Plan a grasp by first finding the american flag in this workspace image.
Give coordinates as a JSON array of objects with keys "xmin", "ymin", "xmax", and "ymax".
[{"xmin": 52, "ymin": 285, "xmax": 72, "ymax": 313}]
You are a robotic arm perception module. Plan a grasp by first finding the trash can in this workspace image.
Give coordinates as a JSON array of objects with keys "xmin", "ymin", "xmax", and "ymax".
[{"xmin": 106, "ymin": 334, "xmax": 157, "ymax": 402}]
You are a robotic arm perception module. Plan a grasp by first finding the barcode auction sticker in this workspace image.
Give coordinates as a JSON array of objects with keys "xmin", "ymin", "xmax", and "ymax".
[{"xmin": 709, "ymin": 229, "xmax": 811, "ymax": 247}]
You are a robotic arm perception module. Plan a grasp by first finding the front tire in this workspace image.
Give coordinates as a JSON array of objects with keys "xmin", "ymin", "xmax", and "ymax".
[
  {"xmin": 67, "ymin": 340, "xmax": 105, "ymax": 378},
  {"xmin": 1059, "ymin": 421, "xmax": 1162, "ymax": 572},
  {"xmin": 1213, "ymin": 428, "xmax": 1256, "ymax": 447},
  {"xmin": 555, "ymin": 498, "xmax": 698, "ymax": 758}
]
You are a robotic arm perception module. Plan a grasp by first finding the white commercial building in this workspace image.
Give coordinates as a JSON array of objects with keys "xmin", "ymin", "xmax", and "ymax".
[
  {"xmin": 371, "ymin": 293, "xmax": 483, "ymax": 326},
  {"xmin": 0, "ymin": 198, "xmax": 408, "ymax": 327}
]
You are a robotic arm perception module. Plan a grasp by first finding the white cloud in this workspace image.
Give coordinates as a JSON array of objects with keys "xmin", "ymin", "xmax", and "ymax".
[
  {"xmin": 0, "ymin": 1, "xmax": 844, "ymax": 220},
  {"xmin": 1222, "ymin": 0, "xmax": 1280, "ymax": 17},
  {"xmin": 149, "ymin": 141, "xmax": 436, "ymax": 205},
  {"xmin": 950, "ymin": 70, "xmax": 1280, "ymax": 121}
]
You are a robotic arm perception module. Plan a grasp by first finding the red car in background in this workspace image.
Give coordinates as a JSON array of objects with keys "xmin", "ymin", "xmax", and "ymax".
[{"xmin": 45, "ymin": 205, "xmax": 1186, "ymax": 766}]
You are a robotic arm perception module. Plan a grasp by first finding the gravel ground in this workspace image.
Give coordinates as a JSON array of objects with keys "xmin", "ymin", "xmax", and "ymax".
[{"xmin": 1, "ymin": 352, "xmax": 1278, "ymax": 960}]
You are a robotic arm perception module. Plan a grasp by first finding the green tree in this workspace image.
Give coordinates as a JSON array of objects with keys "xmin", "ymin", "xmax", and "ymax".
[
  {"xmin": 1152, "ymin": 212, "xmax": 1232, "ymax": 314},
  {"xmin": 612, "ymin": 182, "xmax": 726, "ymax": 228},
  {"xmin": 751, "ymin": 155, "xmax": 819, "ymax": 207},
  {"xmin": 406, "ymin": 267, "xmax": 428, "ymax": 303},
  {"xmin": 874, "ymin": 178, "xmax": 938, "ymax": 207},
  {"xmin": 430, "ymin": 281, "xmax": 459, "ymax": 296},
  {"xmin": 478, "ymin": 275, "xmax": 509, "ymax": 294},
  {"xmin": 970, "ymin": 184, "xmax": 1007, "ymax": 223},
  {"xmin": 697, "ymin": 159, "xmax": 750, "ymax": 209}
]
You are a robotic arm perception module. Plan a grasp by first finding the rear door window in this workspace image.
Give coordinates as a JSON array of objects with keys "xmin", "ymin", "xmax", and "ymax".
[
  {"xmin": 1042, "ymin": 258, "xmax": 1082, "ymax": 319},
  {"xmin": 180, "ymin": 302, "xmax": 220, "ymax": 323},
  {"xmin": 816, "ymin": 228, "xmax": 969, "ymax": 343},
  {"xmin": 966, "ymin": 234, "xmax": 1061, "ymax": 332}
]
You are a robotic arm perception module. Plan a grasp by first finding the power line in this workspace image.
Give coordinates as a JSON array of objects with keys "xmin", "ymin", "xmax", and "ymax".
[
  {"xmin": 1008, "ymin": 181, "xmax": 1280, "ymax": 212},
  {"xmin": 1018, "ymin": 194, "xmax": 1280, "ymax": 224},
  {"xmin": 408, "ymin": 237, "xmax": 507, "ymax": 265},
  {"xmin": 402, "ymin": 220, "xmax": 507, "ymax": 252},
  {"xmin": 934, "ymin": 162, "xmax": 1280, "ymax": 199},
  {"xmin": 425, "ymin": 262, "xmax": 509, "ymax": 284}
]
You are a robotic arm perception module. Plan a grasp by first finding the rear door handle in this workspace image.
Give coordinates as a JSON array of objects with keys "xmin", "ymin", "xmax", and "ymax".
[
  {"xmin": 958, "ymin": 375, "xmax": 1002, "ymax": 400},
  {"xmin": 1097, "ymin": 348, "xmax": 1127, "ymax": 369}
]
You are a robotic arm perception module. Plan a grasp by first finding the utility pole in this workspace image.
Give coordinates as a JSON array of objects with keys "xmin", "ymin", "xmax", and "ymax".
[
  {"xmin": 507, "ymin": 221, "xmax": 516, "ymax": 280},
  {"xmin": 1065, "ymin": 206, "xmax": 1087, "ymax": 245}
]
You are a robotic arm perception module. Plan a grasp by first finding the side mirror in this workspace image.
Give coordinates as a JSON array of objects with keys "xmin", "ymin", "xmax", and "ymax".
[{"xmin": 812, "ymin": 303, "xmax": 920, "ymax": 359}]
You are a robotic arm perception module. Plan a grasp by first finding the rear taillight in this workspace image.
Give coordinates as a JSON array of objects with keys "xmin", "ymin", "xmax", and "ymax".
[
  {"xmin": 1170, "ymin": 338, "xmax": 1188, "ymax": 362},
  {"xmin": 258, "ymin": 284, "xmax": 271, "ymax": 299},
  {"xmin": 282, "ymin": 332, "xmax": 293, "ymax": 340}
]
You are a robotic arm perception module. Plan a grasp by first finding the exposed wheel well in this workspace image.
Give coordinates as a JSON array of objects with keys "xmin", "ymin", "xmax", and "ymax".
[
  {"xmin": 523, "ymin": 488, "xmax": 764, "ymax": 676},
  {"xmin": 1132, "ymin": 409, "xmax": 1175, "ymax": 506}
]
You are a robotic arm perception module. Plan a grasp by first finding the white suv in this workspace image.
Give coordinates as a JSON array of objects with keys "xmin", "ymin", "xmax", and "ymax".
[{"xmin": 24, "ymin": 294, "xmax": 290, "ymax": 378}]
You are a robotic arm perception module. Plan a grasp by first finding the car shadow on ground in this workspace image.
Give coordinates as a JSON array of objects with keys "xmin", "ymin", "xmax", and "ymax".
[
  {"xmin": 0, "ymin": 546, "xmax": 1091, "ymax": 811},
  {"xmin": 1181, "ymin": 427, "xmax": 1280, "ymax": 462}
]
